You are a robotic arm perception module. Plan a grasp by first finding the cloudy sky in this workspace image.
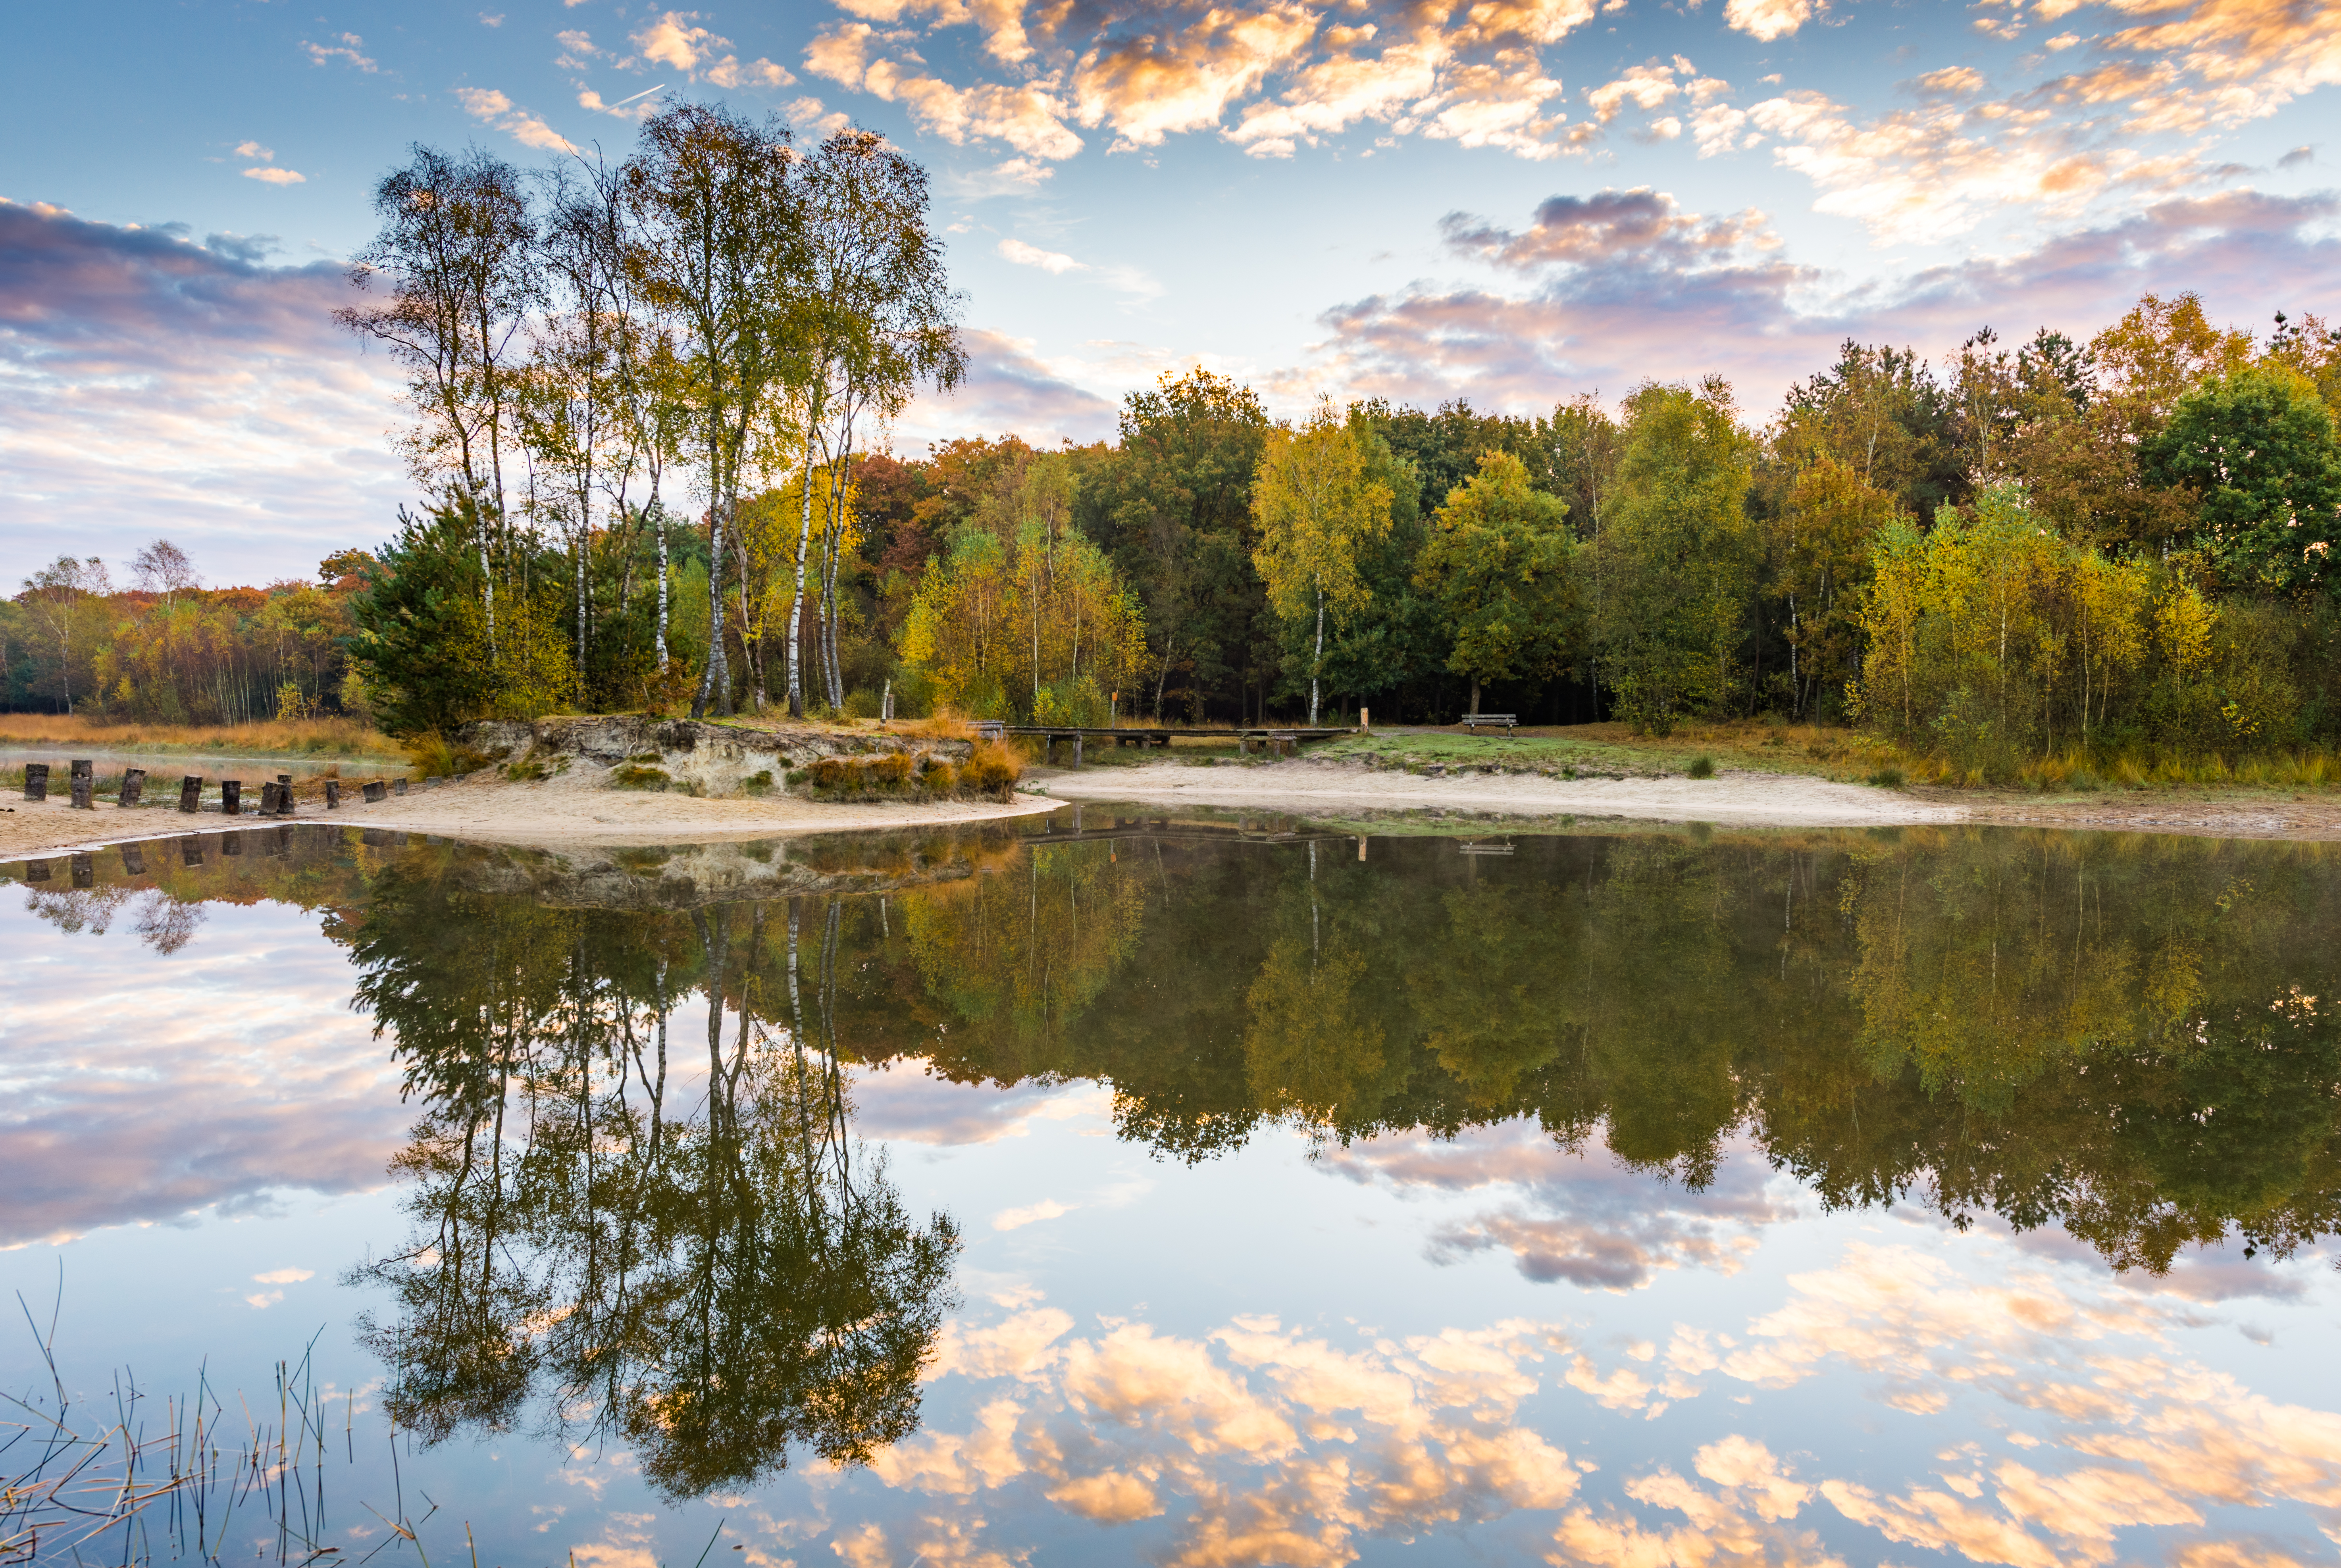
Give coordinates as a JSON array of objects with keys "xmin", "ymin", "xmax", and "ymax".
[{"xmin": 3, "ymin": 0, "xmax": 2337, "ymax": 581}]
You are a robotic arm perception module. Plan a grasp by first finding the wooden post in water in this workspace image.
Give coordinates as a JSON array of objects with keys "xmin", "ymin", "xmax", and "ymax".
[
  {"xmin": 1358, "ymin": 835, "xmax": 1367, "ymax": 861},
  {"xmin": 181, "ymin": 835, "xmax": 204, "ymax": 867},
  {"xmin": 221, "ymin": 780, "xmax": 243, "ymax": 816},
  {"xmin": 70, "ymin": 853, "xmax": 94, "ymax": 887},
  {"xmin": 120, "ymin": 768, "xmax": 145, "ymax": 806},
  {"xmin": 121, "ymin": 843, "xmax": 146, "ymax": 875},
  {"xmin": 23, "ymin": 763, "xmax": 47, "ymax": 801},
  {"xmin": 69, "ymin": 760, "xmax": 93, "ymax": 809},
  {"xmin": 324, "ymin": 780, "xmax": 341, "ymax": 809},
  {"xmin": 221, "ymin": 829, "xmax": 243, "ymax": 856},
  {"xmin": 179, "ymin": 775, "xmax": 202, "ymax": 812},
  {"xmin": 23, "ymin": 858, "xmax": 48, "ymax": 882}
]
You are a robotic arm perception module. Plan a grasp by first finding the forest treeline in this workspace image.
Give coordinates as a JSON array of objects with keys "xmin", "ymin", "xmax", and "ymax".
[{"xmin": 9, "ymin": 92, "xmax": 2341, "ymax": 778}]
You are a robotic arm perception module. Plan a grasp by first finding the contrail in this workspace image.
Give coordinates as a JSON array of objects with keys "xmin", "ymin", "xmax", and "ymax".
[{"xmin": 608, "ymin": 83, "xmax": 667, "ymax": 108}]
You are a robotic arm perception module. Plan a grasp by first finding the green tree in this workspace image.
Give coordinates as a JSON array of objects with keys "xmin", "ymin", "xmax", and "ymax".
[
  {"xmin": 1595, "ymin": 379, "xmax": 1757, "ymax": 732},
  {"xmin": 1251, "ymin": 398, "xmax": 1393, "ymax": 725},
  {"xmin": 2144, "ymin": 365, "xmax": 2341, "ymax": 595},
  {"xmin": 1412, "ymin": 450, "xmax": 1581, "ymax": 716}
]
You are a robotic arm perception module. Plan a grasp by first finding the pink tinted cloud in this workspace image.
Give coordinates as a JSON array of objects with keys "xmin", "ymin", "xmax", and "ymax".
[
  {"xmin": 0, "ymin": 200, "xmax": 409, "ymax": 583},
  {"xmin": 1309, "ymin": 187, "xmax": 2341, "ymax": 415},
  {"xmin": 895, "ymin": 327, "xmax": 1119, "ymax": 447},
  {"xmin": 0, "ymin": 896, "xmax": 405, "ymax": 1248}
]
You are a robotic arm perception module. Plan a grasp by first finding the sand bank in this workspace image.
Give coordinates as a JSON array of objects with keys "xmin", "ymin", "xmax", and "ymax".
[
  {"xmin": 0, "ymin": 764, "xmax": 1061, "ymax": 863},
  {"xmin": 1037, "ymin": 758, "xmax": 1959, "ymax": 827}
]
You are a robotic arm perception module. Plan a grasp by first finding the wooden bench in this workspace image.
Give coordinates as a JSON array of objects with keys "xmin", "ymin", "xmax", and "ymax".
[{"xmin": 1461, "ymin": 714, "xmax": 1517, "ymax": 731}]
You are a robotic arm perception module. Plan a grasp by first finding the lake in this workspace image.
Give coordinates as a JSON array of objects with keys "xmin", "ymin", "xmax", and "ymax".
[{"xmin": 5, "ymin": 813, "xmax": 2339, "ymax": 1566}]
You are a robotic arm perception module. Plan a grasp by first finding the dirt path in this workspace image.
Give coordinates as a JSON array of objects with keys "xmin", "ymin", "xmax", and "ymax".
[
  {"xmin": 0, "ymin": 765, "xmax": 1062, "ymax": 863},
  {"xmin": 1038, "ymin": 760, "xmax": 1963, "ymax": 827}
]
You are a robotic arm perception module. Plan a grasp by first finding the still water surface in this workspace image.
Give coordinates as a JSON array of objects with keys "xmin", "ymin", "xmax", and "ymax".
[{"xmin": 5, "ymin": 815, "xmax": 2341, "ymax": 1566}]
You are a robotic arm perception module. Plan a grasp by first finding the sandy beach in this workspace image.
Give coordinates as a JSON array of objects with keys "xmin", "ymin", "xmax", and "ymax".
[
  {"xmin": 1037, "ymin": 758, "xmax": 1962, "ymax": 827},
  {"xmin": 0, "ymin": 764, "xmax": 1063, "ymax": 862}
]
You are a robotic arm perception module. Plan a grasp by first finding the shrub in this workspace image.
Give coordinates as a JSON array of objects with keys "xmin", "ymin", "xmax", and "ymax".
[
  {"xmin": 1686, "ymin": 754, "xmax": 1716, "ymax": 779},
  {"xmin": 404, "ymin": 730, "xmax": 491, "ymax": 779},
  {"xmin": 743, "ymin": 769, "xmax": 774, "ymax": 796},
  {"xmin": 844, "ymin": 687, "xmax": 884, "ymax": 719},
  {"xmin": 963, "ymin": 740, "xmax": 1024, "ymax": 797},
  {"xmin": 918, "ymin": 756, "xmax": 958, "ymax": 793},
  {"xmin": 1867, "ymin": 764, "xmax": 1906, "ymax": 788},
  {"xmin": 612, "ymin": 764, "xmax": 670, "ymax": 790}
]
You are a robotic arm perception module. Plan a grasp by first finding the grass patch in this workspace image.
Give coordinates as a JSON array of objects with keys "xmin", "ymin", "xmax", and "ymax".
[
  {"xmin": 1686, "ymin": 754, "xmax": 1716, "ymax": 779},
  {"xmin": 743, "ymin": 769, "xmax": 775, "ymax": 796},
  {"xmin": 789, "ymin": 743, "xmax": 1021, "ymax": 803},
  {"xmin": 0, "ymin": 712, "xmax": 399, "ymax": 759},
  {"xmin": 612, "ymin": 764, "xmax": 671, "ymax": 791},
  {"xmin": 1867, "ymin": 765, "xmax": 1906, "ymax": 788}
]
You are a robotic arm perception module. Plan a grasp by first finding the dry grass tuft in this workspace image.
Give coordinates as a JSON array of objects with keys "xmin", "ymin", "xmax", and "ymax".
[{"xmin": 0, "ymin": 712, "xmax": 398, "ymax": 758}]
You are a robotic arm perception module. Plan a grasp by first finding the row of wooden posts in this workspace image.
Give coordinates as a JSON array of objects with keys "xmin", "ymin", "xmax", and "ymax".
[{"xmin": 21, "ymin": 762, "xmax": 405, "ymax": 813}]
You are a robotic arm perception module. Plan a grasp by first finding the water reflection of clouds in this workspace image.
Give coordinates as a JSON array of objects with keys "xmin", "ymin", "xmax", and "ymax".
[
  {"xmin": 1320, "ymin": 1121, "xmax": 1794, "ymax": 1291},
  {"xmin": 832, "ymin": 1237, "xmax": 2341, "ymax": 1566},
  {"xmin": 0, "ymin": 899, "xmax": 402, "ymax": 1247},
  {"xmin": 847, "ymin": 1061, "xmax": 1116, "ymax": 1146}
]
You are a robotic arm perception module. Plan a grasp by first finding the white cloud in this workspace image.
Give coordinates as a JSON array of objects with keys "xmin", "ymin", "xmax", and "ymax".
[
  {"xmin": 233, "ymin": 140, "xmax": 274, "ymax": 162},
  {"xmin": 993, "ymin": 1198, "xmax": 1074, "ymax": 1229},
  {"xmin": 998, "ymin": 238, "xmax": 1083, "ymax": 274},
  {"xmin": 1724, "ymin": 0, "xmax": 1814, "ymax": 41},
  {"xmin": 299, "ymin": 33, "xmax": 377, "ymax": 72},
  {"xmin": 253, "ymin": 1267, "xmax": 314, "ymax": 1284},
  {"xmin": 241, "ymin": 168, "xmax": 306, "ymax": 186},
  {"xmin": 452, "ymin": 87, "xmax": 578, "ymax": 153}
]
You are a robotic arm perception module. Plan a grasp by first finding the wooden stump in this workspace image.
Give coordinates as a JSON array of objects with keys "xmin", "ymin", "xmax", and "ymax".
[
  {"xmin": 325, "ymin": 780, "xmax": 342, "ymax": 809},
  {"xmin": 121, "ymin": 844, "xmax": 147, "ymax": 875},
  {"xmin": 393, "ymin": 777, "xmax": 408, "ymax": 796},
  {"xmin": 70, "ymin": 853, "xmax": 93, "ymax": 887},
  {"xmin": 181, "ymin": 835, "xmax": 204, "ymax": 867},
  {"xmin": 179, "ymin": 775, "xmax": 202, "ymax": 812},
  {"xmin": 24, "ymin": 762, "xmax": 48, "ymax": 801},
  {"xmin": 24, "ymin": 858, "xmax": 48, "ymax": 881},
  {"xmin": 221, "ymin": 830, "xmax": 244, "ymax": 856},
  {"xmin": 258, "ymin": 782, "xmax": 280, "ymax": 815},
  {"xmin": 121, "ymin": 768, "xmax": 146, "ymax": 806},
  {"xmin": 222, "ymin": 780, "xmax": 243, "ymax": 816},
  {"xmin": 362, "ymin": 780, "xmax": 386, "ymax": 804}
]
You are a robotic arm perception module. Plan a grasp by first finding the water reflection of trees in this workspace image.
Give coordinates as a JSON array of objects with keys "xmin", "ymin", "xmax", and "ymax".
[
  {"xmin": 855, "ymin": 827, "xmax": 2341, "ymax": 1276},
  {"xmin": 343, "ymin": 871, "xmax": 959, "ymax": 1500}
]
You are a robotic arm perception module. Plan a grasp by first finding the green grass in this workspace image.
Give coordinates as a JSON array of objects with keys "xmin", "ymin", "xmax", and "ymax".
[{"xmin": 1310, "ymin": 730, "xmax": 1725, "ymax": 778}]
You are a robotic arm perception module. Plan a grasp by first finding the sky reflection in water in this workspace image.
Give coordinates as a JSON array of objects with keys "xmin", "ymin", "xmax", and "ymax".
[{"xmin": 4, "ymin": 817, "xmax": 2340, "ymax": 1567}]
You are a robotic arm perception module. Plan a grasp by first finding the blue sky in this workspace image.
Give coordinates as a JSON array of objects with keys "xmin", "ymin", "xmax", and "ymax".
[{"xmin": 3, "ymin": 0, "xmax": 2339, "ymax": 581}]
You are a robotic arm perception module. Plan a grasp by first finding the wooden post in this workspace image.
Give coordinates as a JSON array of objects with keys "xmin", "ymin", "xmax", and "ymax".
[
  {"xmin": 393, "ymin": 777, "xmax": 408, "ymax": 796},
  {"xmin": 71, "ymin": 853, "xmax": 93, "ymax": 887},
  {"xmin": 24, "ymin": 858, "xmax": 48, "ymax": 882},
  {"xmin": 120, "ymin": 768, "xmax": 146, "ymax": 806},
  {"xmin": 1072, "ymin": 734, "xmax": 1083, "ymax": 769},
  {"xmin": 23, "ymin": 763, "xmax": 47, "ymax": 800},
  {"xmin": 325, "ymin": 780, "xmax": 341, "ymax": 809},
  {"xmin": 1360, "ymin": 706, "xmax": 1369, "ymax": 731},
  {"xmin": 69, "ymin": 760, "xmax": 94, "ymax": 809},
  {"xmin": 121, "ymin": 843, "xmax": 146, "ymax": 875},
  {"xmin": 362, "ymin": 781, "xmax": 386, "ymax": 804},
  {"xmin": 222, "ymin": 780, "xmax": 243, "ymax": 816},
  {"xmin": 221, "ymin": 829, "xmax": 243, "ymax": 856},
  {"xmin": 258, "ymin": 782, "xmax": 280, "ymax": 816},
  {"xmin": 181, "ymin": 835, "xmax": 204, "ymax": 867},
  {"xmin": 179, "ymin": 775, "xmax": 202, "ymax": 812}
]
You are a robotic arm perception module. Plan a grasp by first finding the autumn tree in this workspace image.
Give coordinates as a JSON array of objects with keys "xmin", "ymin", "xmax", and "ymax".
[{"xmin": 1251, "ymin": 398, "xmax": 1393, "ymax": 725}]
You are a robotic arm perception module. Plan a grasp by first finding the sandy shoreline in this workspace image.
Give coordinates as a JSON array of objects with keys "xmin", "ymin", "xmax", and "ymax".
[
  {"xmin": 0, "ymin": 766, "xmax": 1063, "ymax": 863},
  {"xmin": 1038, "ymin": 759, "xmax": 1962, "ymax": 827},
  {"xmin": 13, "ymin": 752, "xmax": 2341, "ymax": 863}
]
